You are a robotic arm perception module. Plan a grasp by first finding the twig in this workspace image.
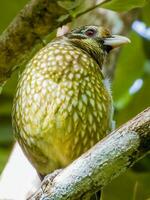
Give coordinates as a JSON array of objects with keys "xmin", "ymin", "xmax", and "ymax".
[{"xmin": 76, "ymin": 0, "xmax": 111, "ymax": 18}]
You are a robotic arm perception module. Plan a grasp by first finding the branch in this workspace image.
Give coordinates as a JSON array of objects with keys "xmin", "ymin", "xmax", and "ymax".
[
  {"xmin": 0, "ymin": 0, "xmax": 70, "ymax": 85},
  {"xmin": 0, "ymin": 0, "xmax": 110, "ymax": 86},
  {"xmin": 29, "ymin": 108, "xmax": 150, "ymax": 200}
]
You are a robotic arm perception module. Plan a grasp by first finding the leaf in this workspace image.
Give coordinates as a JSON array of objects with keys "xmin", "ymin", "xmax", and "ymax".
[{"xmin": 102, "ymin": 0, "xmax": 148, "ymax": 12}]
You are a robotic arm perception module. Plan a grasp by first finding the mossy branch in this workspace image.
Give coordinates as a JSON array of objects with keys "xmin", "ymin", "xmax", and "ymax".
[
  {"xmin": 0, "ymin": 0, "xmax": 110, "ymax": 86},
  {"xmin": 29, "ymin": 108, "xmax": 150, "ymax": 200},
  {"xmin": 0, "ymin": 0, "xmax": 70, "ymax": 85}
]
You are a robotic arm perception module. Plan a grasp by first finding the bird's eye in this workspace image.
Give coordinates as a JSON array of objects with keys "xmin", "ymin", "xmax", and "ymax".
[{"xmin": 85, "ymin": 29, "xmax": 96, "ymax": 37}]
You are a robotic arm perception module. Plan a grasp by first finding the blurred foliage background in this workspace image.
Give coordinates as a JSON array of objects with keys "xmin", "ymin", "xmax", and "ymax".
[{"xmin": 0, "ymin": 0, "xmax": 150, "ymax": 199}]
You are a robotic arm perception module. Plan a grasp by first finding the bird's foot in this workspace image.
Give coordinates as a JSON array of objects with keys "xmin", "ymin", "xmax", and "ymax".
[
  {"xmin": 27, "ymin": 169, "xmax": 63, "ymax": 200},
  {"xmin": 41, "ymin": 169, "xmax": 63, "ymax": 193}
]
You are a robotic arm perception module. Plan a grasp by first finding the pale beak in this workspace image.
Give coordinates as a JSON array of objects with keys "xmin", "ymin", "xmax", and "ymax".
[{"xmin": 103, "ymin": 35, "xmax": 131, "ymax": 49}]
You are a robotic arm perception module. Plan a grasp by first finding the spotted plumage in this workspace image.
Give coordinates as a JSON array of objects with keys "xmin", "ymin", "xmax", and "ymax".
[{"xmin": 12, "ymin": 25, "xmax": 130, "ymax": 179}]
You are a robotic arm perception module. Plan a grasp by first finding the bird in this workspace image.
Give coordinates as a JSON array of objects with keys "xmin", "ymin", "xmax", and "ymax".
[{"xmin": 12, "ymin": 25, "xmax": 130, "ymax": 199}]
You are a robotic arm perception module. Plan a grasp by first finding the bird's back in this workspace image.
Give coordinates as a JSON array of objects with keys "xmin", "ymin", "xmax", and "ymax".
[{"xmin": 12, "ymin": 39, "xmax": 113, "ymax": 175}]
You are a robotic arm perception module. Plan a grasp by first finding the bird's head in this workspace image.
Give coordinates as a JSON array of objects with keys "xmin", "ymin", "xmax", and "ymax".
[{"xmin": 65, "ymin": 25, "xmax": 130, "ymax": 67}]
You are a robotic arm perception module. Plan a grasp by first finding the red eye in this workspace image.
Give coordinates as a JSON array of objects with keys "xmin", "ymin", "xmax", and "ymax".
[{"xmin": 85, "ymin": 29, "xmax": 96, "ymax": 37}]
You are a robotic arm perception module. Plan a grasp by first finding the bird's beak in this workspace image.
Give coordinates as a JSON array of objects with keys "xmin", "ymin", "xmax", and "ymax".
[{"xmin": 103, "ymin": 35, "xmax": 131, "ymax": 49}]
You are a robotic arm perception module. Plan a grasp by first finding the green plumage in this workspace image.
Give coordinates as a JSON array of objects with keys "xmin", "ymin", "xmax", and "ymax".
[
  {"xmin": 13, "ymin": 38, "xmax": 113, "ymax": 172},
  {"xmin": 12, "ymin": 25, "xmax": 117, "ymax": 199}
]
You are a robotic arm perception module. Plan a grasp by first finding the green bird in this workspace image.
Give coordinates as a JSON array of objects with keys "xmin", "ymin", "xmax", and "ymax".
[{"xmin": 12, "ymin": 25, "xmax": 130, "ymax": 199}]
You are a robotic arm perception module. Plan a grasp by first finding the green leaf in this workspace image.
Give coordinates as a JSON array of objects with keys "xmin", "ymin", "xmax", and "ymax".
[{"xmin": 102, "ymin": 0, "xmax": 148, "ymax": 12}]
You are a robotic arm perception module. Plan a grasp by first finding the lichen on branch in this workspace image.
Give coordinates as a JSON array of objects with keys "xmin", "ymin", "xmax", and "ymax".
[{"xmin": 29, "ymin": 108, "xmax": 150, "ymax": 200}]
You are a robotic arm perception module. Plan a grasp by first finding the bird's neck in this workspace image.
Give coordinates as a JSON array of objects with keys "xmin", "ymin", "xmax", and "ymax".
[{"xmin": 67, "ymin": 38, "xmax": 105, "ymax": 68}]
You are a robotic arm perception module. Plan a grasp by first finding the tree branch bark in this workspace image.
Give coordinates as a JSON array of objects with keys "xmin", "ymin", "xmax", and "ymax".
[
  {"xmin": 0, "ymin": 0, "xmax": 70, "ymax": 85},
  {"xmin": 0, "ymin": 0, "xmax": 111, "ymax": 86},
  {"xmin": 29, "ymin": 107, "xmax": 150, "ymax": 200}
]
